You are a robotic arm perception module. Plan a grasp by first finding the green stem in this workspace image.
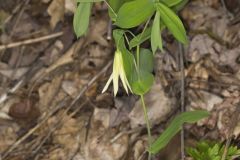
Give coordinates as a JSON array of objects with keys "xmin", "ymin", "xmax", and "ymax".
[
  {"xmin": 140, "ymin": 94, "xmax": 152, "ymax": 160},
  {"xmin": 104, "ymin": 0, "xmax": 117, "ymax": 17},
  {"xmin": 140, "ymin": 18, "xmax": 151, "ymax": 41}
]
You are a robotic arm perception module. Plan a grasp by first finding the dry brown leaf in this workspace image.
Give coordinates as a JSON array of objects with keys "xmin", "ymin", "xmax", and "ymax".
[
  {"xmin": 65, "ymin": 0, "xmax": 76, "ymax": 13},
  {"xmin": 109, "ymin": 97, "xmax": 135, "ymax": 127},
  {"xmin": 42, "ymin": 148, "xmax": 68, "ymax": 160},
  {"xmin": 85, "ymin": 132, "xmax": 128, "ymax": 160},
  {"xmin": 0, "ymin": 67, "xmax": 28, "ymax": 80},
  {"xmin": 0, "ymin": 125, "xmax": 18, "ymax": 153},
  {"xmin": 187, "ymin": 90, "xmax": 223, "ymax": 112},
  {"xmin": 129, "ymin": 83, "xmax": 175, "ymax": 128},
  {"xmin": 38, "ymin": 76, "xmax": 62, "ymax": 111},
  {"xmin": 47, "ymin": 0, "xmax": 65, "ymax": 29},
  {"xmin": 133, "ymin": 140, "xmax": 145, "ymax": 160},
  {"xmin": 45, "ymin": 40, "xmax": 83, "ymax": 73},
  {"xmin": 42, "ymin": 40, "xmax": 64, "ymax": 66},
  {"xmin": 61, "ymin": 80, "xmax": 78, "ymax": 98},
  {"xmin": 41, "ymin": 114, "xmax": 88, "ymax": 160},
  {"xmin": 93, "ymin": 107, "xmax": 111, "ymax": 129},
  {"xmin": 87, "ymin": 18, "xmax": 108, "ymax": 47}
]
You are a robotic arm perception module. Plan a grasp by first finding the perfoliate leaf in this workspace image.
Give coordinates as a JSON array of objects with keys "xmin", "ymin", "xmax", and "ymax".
[
  {"xmin": 131, "ymin": 71, "xmax": 154, "ymax": 95},
  {"xmin": 138, "ymin": 48, "xmax": 153, "ymax": 73},
  {"xmin": 129, "ymin": 48, "xmax": 154, "ymax": 96},
  {"xmin": 151, "ymin": 11, "xmax": 163, "ymax": 53},
  {"xmin": 115, "ymin": 0, "xmax": 155, "ymax": 28},
  {"xmin": 73, "ymin": 3, "xmax": 92, "ymax": 38},
  {"xmin": 108, "ymin": 0, "xmax": 131, "ymax": 21},
  {"xmin": 149, "ymin": 110, "xmax": 209, "ymax": 154},
  {"xmin": 156, "ymin": 2, "xmax": 187, "ymax": 44}
]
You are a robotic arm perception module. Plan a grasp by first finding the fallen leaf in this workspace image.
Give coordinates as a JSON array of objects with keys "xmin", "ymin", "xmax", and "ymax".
[
  {"xmin": 0, "ymin": 67, "xmax": 28, "ymax": 80},
  {"xmin": 47, "ymin": 0, "xmax": 65, "ymax": 29},
  {"xmin": 129, "ymin": 83, "xmax": 175, "ymax": 128},
  {"xmin": 38, "ymin": 76, "xmax": 63, "ymax": 111}
]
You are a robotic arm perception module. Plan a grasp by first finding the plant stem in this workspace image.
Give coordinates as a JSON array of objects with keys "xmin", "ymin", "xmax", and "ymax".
[
  {"xmin": 139, "ymin": 18, "xmax": 151, "ymax": 41},
  {"xmin": 104, "ymin": 0, "xmax": 117, "ymax": 18},
  {"xmin": 140, "ymin": 94, "xmax": 152, "ymax": 160}
]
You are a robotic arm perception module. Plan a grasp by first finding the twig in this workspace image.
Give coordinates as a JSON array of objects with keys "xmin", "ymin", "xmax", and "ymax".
[
  {"xmin": 220, "ymin": 0, "xmax": 234, "ymax": 19},
  {"xmin": 179, "ymin": 43, "xmax": 185, "ymax": 160},
  {"xmin": 10, "ymin": 0, "xmax": 31, "ymax": 37},
  {"xmin": 107, "ymin": 20, "xmax": 112, "ymax": 40},
  {"xmin": 0, "ymin": 32, "xmax": 63, "ymax": 51}
]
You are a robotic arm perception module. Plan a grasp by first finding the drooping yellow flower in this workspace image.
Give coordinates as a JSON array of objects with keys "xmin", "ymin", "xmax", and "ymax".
[{"xmin": 102, "ymin": 50, "xmax": 132, "ymax": 96}]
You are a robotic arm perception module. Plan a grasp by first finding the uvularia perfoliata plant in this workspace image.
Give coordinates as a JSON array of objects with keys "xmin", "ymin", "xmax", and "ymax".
[{"xmin": 73, "ymin": 0, "xmax": 209, "ymax": 158}]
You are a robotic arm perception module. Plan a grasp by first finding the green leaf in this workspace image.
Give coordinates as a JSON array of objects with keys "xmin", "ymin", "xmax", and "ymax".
[
  {"xmin": 76, "ymin": 0, "xmax": 102, "ymax": 2},
  {"xmin": 138, "ymin": 48, "xmax": 153, "ymax": 72},
  {"xmin": 115, "ymin": 0, "xmax": 155, "ymax": 28},
  {"xmin": 160, "ymin": 0, "xmax": 183, "ymax": 7},
  {"xmin": 73, "ymin": 3, "xmax": 92, "ymax": 38},
  {"xmin": 151, "ymin": 11, "xmax": 163, "ymax": 53},
  {"xmin": 108, "ymin": 0, "xmax": 132, "ymax": 21},
  {"xmin": 129, "ymin": 27, "xmax": 151, "ymax": 49},
  {"xmin": 149, "ymin": 110, "xmax": 209, "ymax": 154},
  {"xmin": 156, "ymin": 2, "xmax": 187, "ymax": 44},
  {"xmin": 171, "ymin": 0, "xmax": 189, "ymax": 12},
  {"xmin": 129, "ymin": 48, "xmax": 154, "ymax": 95},
  {"xmin": 131, "ymin": 71, "xmax": 154, "ymax": 95}
]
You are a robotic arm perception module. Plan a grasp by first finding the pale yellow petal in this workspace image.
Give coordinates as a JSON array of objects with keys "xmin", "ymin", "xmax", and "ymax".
[
  {"xmin": 124, "ymin": 73, "xmax": 132, "ymax": 93},
  {"xmin": 119, "ymin": 69, "xmax": 129, "ymax": 94},
  {"xmin": 102, "ymin": 74, "xmax": 113, "ymax": 93},
  {"xmin": 112, "ymin": 52, "xmax": 120, "ymax": 96}
]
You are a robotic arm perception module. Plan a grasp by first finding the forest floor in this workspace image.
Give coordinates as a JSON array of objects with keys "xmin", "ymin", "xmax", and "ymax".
[{"xmin": 0, "ymin": 0, "xmax": 240, "ymax": 160}]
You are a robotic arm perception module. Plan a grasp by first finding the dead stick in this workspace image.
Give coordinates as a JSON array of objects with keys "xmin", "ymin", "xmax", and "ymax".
[
  {"xmin": 179, "ymin": 43, "xmax": 185, "ymax": 160},
  {"xmin": 0, "ymin": 32, "xmax": 63, "ymax": 51}
]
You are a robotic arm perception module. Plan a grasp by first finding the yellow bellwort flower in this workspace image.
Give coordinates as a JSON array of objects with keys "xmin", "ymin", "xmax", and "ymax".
[{"xmin": 102, "ymin": 50, "xmax": 132, "ymax": 96}]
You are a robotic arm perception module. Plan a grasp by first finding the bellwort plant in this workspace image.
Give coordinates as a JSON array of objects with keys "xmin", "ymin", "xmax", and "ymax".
[{"xmin": 73, "ymin": 0, "xmax": 209, "ymax": 158}]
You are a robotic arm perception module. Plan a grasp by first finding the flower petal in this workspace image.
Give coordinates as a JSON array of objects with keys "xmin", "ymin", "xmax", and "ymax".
[
  {"xmin": 112, "ymin": 51, "xmax": 121, "ymax": 96},
  {"xmin": 102, "ymin": 73, "xmax": 113, "ymax": 93},
  {"xmin": 119, "ymin": 69, "xmax": 129, "ymax": 94}
]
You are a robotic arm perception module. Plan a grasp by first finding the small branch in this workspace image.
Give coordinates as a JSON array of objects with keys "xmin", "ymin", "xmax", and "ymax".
[
  {"xmin": 0, "ymin": 32, "xmax": 63, "ymax": 51},
  {"xmin": 107, "ymin": 20, "xmax": 112, "ymax": 40},
  {"xmin": 179, "ymin": 43, "xmax": 185, "ymax": 160}
]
